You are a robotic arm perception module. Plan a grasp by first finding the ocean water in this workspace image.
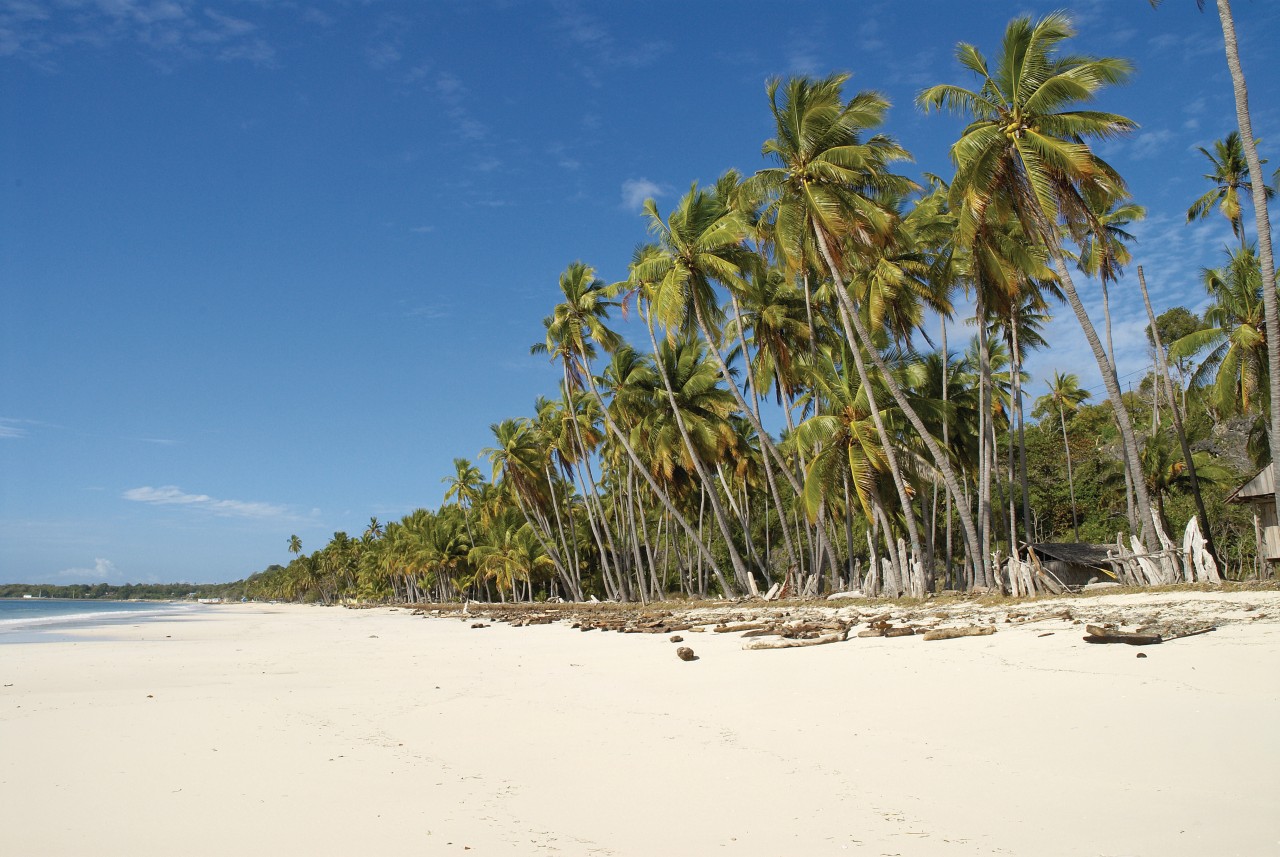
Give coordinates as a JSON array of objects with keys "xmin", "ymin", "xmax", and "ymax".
[{"xmin": 0, "ymin": 598, "xmax": 196, "ymax": 642}]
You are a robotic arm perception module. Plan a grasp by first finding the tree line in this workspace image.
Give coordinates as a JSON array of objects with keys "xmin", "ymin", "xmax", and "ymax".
[{"xmin": 241, "ymin": 9, "xmax": 1277, "ymax": 605}]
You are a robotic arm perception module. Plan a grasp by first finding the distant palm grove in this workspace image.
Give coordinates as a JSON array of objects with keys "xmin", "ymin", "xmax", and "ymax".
[{"xmin": 244, "ymin": 11, "xmax": 1279, "ymax": 604}]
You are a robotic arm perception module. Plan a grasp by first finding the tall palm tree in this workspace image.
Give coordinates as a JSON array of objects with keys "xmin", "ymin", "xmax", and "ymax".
[
  {"xmin": 1186, "ymin": 131, "xmax": 1273, "ymax": 248},
  {"xmin": 918, "ymin": 12, "xmax": 1168, "ymax": 557},
  {"xmin": 1152, "ymin": 0, "xmax": 1280, "ymax": 533},
  {"xmin": 749, "ymin": 72, "xmax": 983, "ymax": 589},
  {"xmin": 544, "ymin": 261, "xmax": 737, "ymax": 595},
  {"xmin": 1035, "ymin": 372, "xmax": 1090, "ymax": 542},
  {"xmin": 287, "ymin": 534, "xmax": 302, "ymax": 559},
  {"xmin": 636, "ymin": 183, "xmax": 814, "ymax": 585}
]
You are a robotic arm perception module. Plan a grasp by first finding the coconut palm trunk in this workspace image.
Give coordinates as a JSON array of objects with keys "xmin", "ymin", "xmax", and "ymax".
[
  {"xmin": 642, "ymin": 309, "xmax": 754, "ymax": 592},
  {"xmin": 579, "ymin": 356, "xmax": 737, "ymax": 597},
  {"xmin": 1046, "ymin": 251, "xmax": 1165, "ymax": 555},
  {"xmin": 1138, "ymin": 265, "xmax": 1220, "ymax": 563},
  {"xmin": 976, "ymin": 293, "xmax": 994, "ymax": 584},
  {"xmin": 1058, "ymin": 399, "xmax": 1082, "ymax": 542},
  {"xmin": 1010, "ymin": 311, "xmax": 1032, "ymax": 544},
  {"xmin": 815, "ymin": 224, "xmax": 982, "ymax": 591},
  {"xmin": 1215, "ymin": 0, "xmax": 1280, "ymax": 521}
]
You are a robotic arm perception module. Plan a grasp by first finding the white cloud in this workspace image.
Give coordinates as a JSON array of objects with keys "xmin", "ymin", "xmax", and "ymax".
[
  {"xmin": 58, "ymin": 557, "xmax": 117, "ymax": 580},
  {"xmin": 1128, "ymin": 128, "xmax": 1175, "ymax": 161},
  {"xmin": 123, "ymin": 485, "xmax": 289, "ymax": 519},
  {"xmin": 621, "ymin": 177, "xmax": 664, "ymax": 211}
]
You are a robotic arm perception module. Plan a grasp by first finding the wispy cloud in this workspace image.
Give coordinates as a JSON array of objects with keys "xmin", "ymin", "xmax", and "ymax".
[
  {"xmin": 621, "ymin": 177, "xmax": 665, "ymax": 211},
  {"xmin": 0, "ymin": 418, "xmax": 29, "ymax": 439},
  {"xmin": 409, "ymin": 224, "xmax": 435, "ymax": 234},
  {"xmin": 57, "ymin": 557, "xmax": 117, "ymax": 580},
  {"xmin": 0, "ymin": 0, "xmax": 277, "ymax": 68},
  {"xmin": 551, "ymin": 1, "xmax": 670, "ymax": 85},
  {"xmin": 123, "ymin": 485, "xmax": 290, "ymax": 519}
]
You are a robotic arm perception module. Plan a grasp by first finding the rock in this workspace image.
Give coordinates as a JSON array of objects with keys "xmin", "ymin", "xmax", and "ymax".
[
  {"xmin": 1136, "ymin": 652, "xmax": 1148, "ymax": 658},
  {"xmin": 676, "ymin": 646, "xmax": 698, "ymax": 661},
  {"xmin": 670, "ymin": 635, "xmax": 684, "ymax": 643},
  {"xmin": 826, "ymin": 591, "xmax": 864, "ymax": 600}
]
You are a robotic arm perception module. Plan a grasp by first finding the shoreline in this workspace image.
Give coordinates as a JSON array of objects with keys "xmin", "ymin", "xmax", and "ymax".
[{"xmin": 1, "ymin": 591, "xmax": 1276, "ymax": 855}]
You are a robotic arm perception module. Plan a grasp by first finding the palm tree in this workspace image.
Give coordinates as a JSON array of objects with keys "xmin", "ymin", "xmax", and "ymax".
[
  {"xmin": 1152, "ymin": 0, "xmax": 1280, "ymax": 537},
  {"xmin": 287, "ymin": 534, "xmax": 302, "ymax": 559},
  {"xmin": 544, "ymin": 261, "xmax": 737, "ymax": 596},
  {"xmin": 1077, "ymin": 199, "xmax": 1146, "ymax": 370},
  {"xmin": 1169, "ymin": 245, "xmax": 1273, "ymax": 417},
  {"xmin": 1140, "ymin": 430, "xmax": 1232, "ymax": 536},
  {"xmin": 1186, "ymin": 131, "xmax": 1273, "ymax": 248},
  {"xmin": 749, "ymin": 72, "xmax": 983, "ymax": 590},
  {"xmin": 636, "ymin": 182, "xmax": 814, "ymax": 586},
  {"xmin": 918, "ymin": 12, "xmax": 1168, "ymax": 558},
  {"xmin": 1035, "ymin": 372, "xmax": 1090, "ymax": 542}
]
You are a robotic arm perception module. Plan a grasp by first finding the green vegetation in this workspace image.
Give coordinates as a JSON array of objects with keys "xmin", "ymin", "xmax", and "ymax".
[{"xmin": 90, "ymin": 11, "xmax": 1280, "ymax": 605}]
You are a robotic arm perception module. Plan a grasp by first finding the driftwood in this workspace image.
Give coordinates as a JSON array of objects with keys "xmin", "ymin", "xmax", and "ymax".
[
  {"xmin": 1083, "ymin": 624, "xmax": 1162, "ymax": 645},
  {"xmin": 714, "ymin": 622, "xmax": 771, "ymax": 634},
  {"xmin": 743, "ymin": 631, "xmax": 847, "ymax": 651},
  {"xmin": 921, "ymin": 626, "xmax": 996, "ymax": 641}
]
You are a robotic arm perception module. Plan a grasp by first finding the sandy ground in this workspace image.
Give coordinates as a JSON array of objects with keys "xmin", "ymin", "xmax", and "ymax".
[{"xmin": 1, "ymin": 591, "xmax": 1277, "ymax": 856}]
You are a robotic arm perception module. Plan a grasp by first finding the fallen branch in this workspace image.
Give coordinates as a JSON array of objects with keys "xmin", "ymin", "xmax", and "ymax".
[
  {"xmin": 921, "ymin": 626, "xmax": 996, "ymax": 641},
  {"xmin": 743, "ymin": 631, "xmax": 846, "ymax": 651}
]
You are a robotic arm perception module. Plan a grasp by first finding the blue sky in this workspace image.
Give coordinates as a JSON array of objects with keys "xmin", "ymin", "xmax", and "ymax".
[{"xmin": 2, "ymin": 0, "xmax": 1277, "ymax": 585}]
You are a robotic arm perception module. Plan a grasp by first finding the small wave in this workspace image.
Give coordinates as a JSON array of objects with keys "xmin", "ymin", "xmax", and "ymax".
[{"xmin": 0, "ymin": 602, "xmax": 198, "ymax": 634}]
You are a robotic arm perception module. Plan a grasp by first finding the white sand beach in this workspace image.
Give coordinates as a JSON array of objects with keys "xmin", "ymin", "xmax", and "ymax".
[{"xmin": 2, "ymin": 592, "xmax": 1277, "ymax": 856}]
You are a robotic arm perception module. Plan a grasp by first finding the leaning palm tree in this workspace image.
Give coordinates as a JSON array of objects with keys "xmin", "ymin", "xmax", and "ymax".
[
  {"xmin": 918, "ymin": 12, "xmax": 1168, "ymax": 557},
  {"xmin": 748, "ymin": 72, "xmax": 984, "ymax": 589},
  {"xmin": 1035, "ymin": 372, "xmax": 1090, "ymax": 542},
  {"xmin": 543, "ymin": 261, "xmax": 738, "ymax": 596},
  {"xmin": 287, "ymin": 534, "xmax": 302, "ymax": 559},
  {"xmin": 636, "ymin": 183, "xmax": 814, "ymax": 585}
]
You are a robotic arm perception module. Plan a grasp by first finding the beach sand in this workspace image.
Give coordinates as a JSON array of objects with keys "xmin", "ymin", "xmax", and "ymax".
[{"xmin": 1, "ymin": 592, "xmax": 1277, "ymax": 856}]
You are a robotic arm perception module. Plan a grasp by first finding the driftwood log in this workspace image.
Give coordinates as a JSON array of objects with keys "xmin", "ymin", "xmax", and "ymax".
[
  {"xmin": 743, "ymin": 631, "xmax": 847, "ymax": 651},
  {"xmin": 921, "ymin": 626, "xmax": 997, "ymax": 641},
  {"xmin": 1083, "ymin": 624, "xmax": 1162, "ymax": 645}
]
